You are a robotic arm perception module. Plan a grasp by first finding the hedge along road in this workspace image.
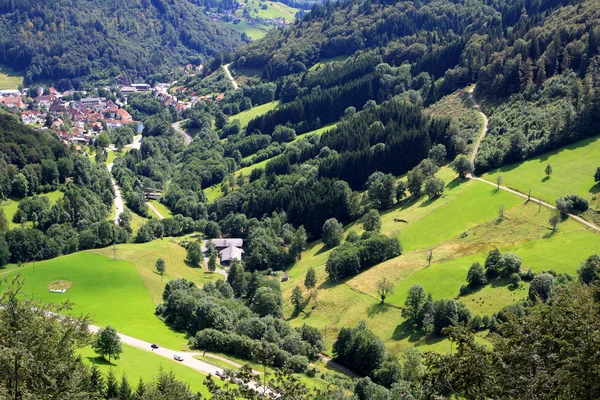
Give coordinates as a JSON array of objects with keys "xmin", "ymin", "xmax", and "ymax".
[{"xmin": 467, "ymin": 89, "xmax": 600, "ymax": 233}]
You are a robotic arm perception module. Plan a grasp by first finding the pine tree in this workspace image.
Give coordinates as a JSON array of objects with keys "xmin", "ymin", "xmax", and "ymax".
[
  {"xmin": 105, "ymin": 369, "xmax": 119, "ymax": 399},
  {"xmin": 89, "ymin": 365, "xmax": 104, "ymax": 395},
  {"xmin": 134, "ymin": 378, "xmax": 145, "ymax": 399},
  {"xmin": 304, "ymin": 267, "xmax": 317, "ymax": 290},
  {"xmin": 291, "ymin": 285, "xmax": 303, "ymax": 312},
  {"xmin": 118, "ymin": 374, "xmax": 132, "ymax": 400}
]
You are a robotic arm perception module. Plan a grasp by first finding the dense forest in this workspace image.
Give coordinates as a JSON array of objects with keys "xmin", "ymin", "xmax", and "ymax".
[{"xmin": 0, "ymin": 0, "xmax": 244, "ymax": 84}]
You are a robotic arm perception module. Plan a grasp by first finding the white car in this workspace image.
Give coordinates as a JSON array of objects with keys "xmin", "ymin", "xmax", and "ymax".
[{"xmin": 174, "ymin": 354, "xmax": 184, "ymax": 361}]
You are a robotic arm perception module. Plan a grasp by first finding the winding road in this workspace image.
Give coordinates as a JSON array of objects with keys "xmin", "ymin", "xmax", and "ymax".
[
  {"xmin": 467, "ymin": 89, "xmax": 600, "ymax": 233},
  {"xmin": 223, "ymin": 64, "xmax": 239, "ymax": 90},
  {"xmin": 173, "ymin": 120, "xmax": 193, "ymax": 145}
]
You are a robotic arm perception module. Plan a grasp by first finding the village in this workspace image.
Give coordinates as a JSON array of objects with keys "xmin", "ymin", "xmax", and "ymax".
[{"xmin": 0, "ymin": 76, "xmax": 226, "ymax": 148}]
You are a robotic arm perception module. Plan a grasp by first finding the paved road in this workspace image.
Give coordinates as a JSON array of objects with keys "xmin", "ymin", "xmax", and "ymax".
[
  {"xmin": 172, "ymin": 120, "xmax": 193, "ymax": 145},
  {"xmin": 223, "ymin": 64, "xmax": 239, "ymax": 90},
  {"xmin": 107, "ymin": 162, "xmax": 124, "ymax": 225},
  {"xmin": 146, "ymin": 201, "xmax": 164, "ymax": 220},
  {"xmin": 467, "ymin": 89, "xmax": 600, "ymax": 233}
]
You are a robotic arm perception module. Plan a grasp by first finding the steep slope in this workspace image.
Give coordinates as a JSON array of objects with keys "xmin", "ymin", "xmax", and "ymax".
[{"xmin": 0, "ymin": 0, "xmax": 245, "ymax": 84}]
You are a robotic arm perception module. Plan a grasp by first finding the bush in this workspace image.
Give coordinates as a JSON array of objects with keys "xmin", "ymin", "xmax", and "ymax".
[
  {"xmin": 556, "ymin": 194, "xmax": 589, "ymax": 216},
  {"xmin": 286, "ymin": 355, "xmax": 309, "ymax": 373},
  {"xmin": 510, "ymin": 272, "xmax": 521, "ymax": 287}
]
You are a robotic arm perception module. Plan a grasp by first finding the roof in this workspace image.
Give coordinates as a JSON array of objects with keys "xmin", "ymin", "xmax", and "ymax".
[
  {"xmin": 219, "ymin": 245, "xmax": 244, "ymax": 262},
  {"xmin": 209, "ymin": 238, "xmax": 243, "ymax": 248}
]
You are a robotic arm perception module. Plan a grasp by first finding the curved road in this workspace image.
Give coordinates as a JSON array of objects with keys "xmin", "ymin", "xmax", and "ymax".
[
  {"xmin": 223, "ymin": 64, "xmax": 239, "ymax": 90},
  {"xmin": 173, "ymin": 120, "xmax": 193, "ymax": 145},
  {"xmin": 467, "ymin": 89, "xmax": 600, "ymax": 233}
]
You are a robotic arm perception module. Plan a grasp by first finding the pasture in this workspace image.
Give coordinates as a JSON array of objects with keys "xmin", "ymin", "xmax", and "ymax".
[
  {"xmin": 0, "ymin": 190, "xmax": 63, "ymax": 230},
  {"xmin": 0, "ymin": 65, "xmax": 23, "ymax": 90},
  {"xmin": 230, "ymin": 100, "xmax": 280, "ymax": 128},
  {"xmin": 80, "ymin": 344, "xmax": 211, "ymax": 396}
]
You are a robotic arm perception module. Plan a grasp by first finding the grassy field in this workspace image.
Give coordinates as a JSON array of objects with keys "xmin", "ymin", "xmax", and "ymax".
[
  {"xmin": 80, "ymin": 344, "xmax": 211, "ymax": 396},
  {"xmin": 92, "ymin": 239, "xmax": 219, "ymax": 306},
  {"xmin": 308, "ymin": 56, "xmax": 349, "ymax": 71},
  {"xmin": 483, "ymin": 135, "xmax": 600, "ymax": 205},
  {"xmin": 228, "ymin": 21, "xmax": 270, "ymax": 40},
  {"xmin": 0, "ymin": 190, "xmax": 63, "ymax": 230},
  {"xmin": 279, "ymin": 163, "xmax": 600, "ymax": 355},
  {"xmin": 0, "ymin": 64, "xmax": 23, "ymax": 90},
  {"xmin": 203, "ymin": 183, "xmax": 224, "ymax": 203},
  {"xmin": 149, "ymin": 200, "xmax": 173, "ymax": 219},
  {"xmin": 230, "ymin": 100, "xmax": 280, "ymax": 128},
  {"xmin": 4, "ymin": 251, "xmax": 190, "ymax": 349}
]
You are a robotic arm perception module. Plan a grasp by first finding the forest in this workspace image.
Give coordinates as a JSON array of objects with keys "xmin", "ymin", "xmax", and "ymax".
[{"xmin": 0, "ymin": 0, "xmax": 244, "ymax": 84}]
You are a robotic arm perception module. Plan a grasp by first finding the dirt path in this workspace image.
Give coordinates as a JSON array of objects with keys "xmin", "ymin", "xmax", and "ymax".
[
  {"xmin": 223, "ymin": 64, "xmax": 239, "ymax": 90},
  {"xmin": 107, "ymin": 162, "xmax": 124, "ymax": 225},
  {"xmin": 146, "ymin": 201, "xmax": 164, "ymax": 220},
  {"xmin": 172, "ymin": 120, "xmax": 193, "ymax": 145},
  {"xmin": 467, "ymin": 89, "xmax": 600, "ymax": 233},
  {"xmin": 468, "ymin": 87, "xmax": 488, "ymax": 170}
]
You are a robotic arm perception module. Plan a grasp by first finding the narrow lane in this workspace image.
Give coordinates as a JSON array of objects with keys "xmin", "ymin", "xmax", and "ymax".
[
  {"xmin": 467, "ymin": 88, "xmax": 600, "ymax": 233},
  {"xmin": 172, "ymin": 120, "xmax": 193, "ymax": 145},
  {"xmin": 223, "ymin": 64, "xmax": 239, "ymax": 90},
  {"xmin": 107, "ymin": 162, "xmax": 124, "ymax": 225}
]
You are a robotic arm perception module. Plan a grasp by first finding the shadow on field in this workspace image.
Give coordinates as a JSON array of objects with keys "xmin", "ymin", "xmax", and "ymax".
[
  {"xmin": 392, "ymin": 320, "xmax": 426, "ymax": 342},
  {"xmin": 367, "ymin": 302, "xmax": 389, "ymax": 317},
  {"xmin": 590, "ymin": 183, "xmax": 600, "ymax": 195},
  {"xmin": 86, "ymin": 356, "xmax": 116, "ymax": 367}
]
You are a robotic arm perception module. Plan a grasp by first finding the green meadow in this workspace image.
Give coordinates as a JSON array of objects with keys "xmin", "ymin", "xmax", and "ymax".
[
  {"xmin": 0, "ymin": 64, "xmax": 23, "ymax": 90},
  {"xmin": 80, "ymin": 344, "xmax": 210, "ymax": 396},
  {"xmin": 149, "ymin": 200, "xmax": 173, "ymax": 219},
  {"xmin": 483, "ymin": 135, "xmax": 600, "ymax": 204},
  {"xmin": 5, "ymin": 251, "xmax": 189, "ymax": 349},
  {"xmin": 230, "ymin": 100, "xmax": 280, "ymax": 128},
  {"xmin": 0, "ymin": 190, "xmax": 63, "ymax": 230}
]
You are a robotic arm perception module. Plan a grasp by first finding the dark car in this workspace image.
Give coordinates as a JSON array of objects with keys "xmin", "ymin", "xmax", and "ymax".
[{"xmin": 151, "ymin": 344, "xmax": 159, "ymax": 349}]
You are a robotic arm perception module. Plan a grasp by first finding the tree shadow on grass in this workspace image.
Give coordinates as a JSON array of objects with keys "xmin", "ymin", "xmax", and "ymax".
[
  {"xmin": 86, "ymin": 356, "xmax": 116, "ymax": 367},
  {"xmin": 367, "ymin": 302, "xmax": 389, "ymax": 318},
  {"xmin": 589, "ymin": 183, "xmax": 600, "ymax": 195},
  {"xmin": 446, "ymin": 177, "xmax": 468, "ymax": 190},
  {"xmin": 541, "ymin": 176, "xmax": 550, "ymax": 183},
  {"xmin": 392, "ymin": 320, "xmax": 426, "ymax": 342}
]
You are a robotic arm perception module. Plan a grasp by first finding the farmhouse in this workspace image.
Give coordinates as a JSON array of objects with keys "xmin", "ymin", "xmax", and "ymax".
[{"xmin": 202, "ymin": 238, "xmax": 244, "ymax": 265}]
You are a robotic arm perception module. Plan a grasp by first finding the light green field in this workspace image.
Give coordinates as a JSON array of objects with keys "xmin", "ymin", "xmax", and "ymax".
[
  {"xmin": 280, "ymin": 162, "xmax": 600, "ymax": 355},
  {"xmin": 0, "ymin": 64, "xmax": 23, "ymax": 90},
  {"xmin": 128, "ymin": 207, "xmax": 150, "ymax": 236},
  {"xmin": 80, "ymin": 344, "xmax": 210, "ymax": 396},
  {"xmin": 149, "ymin": 200, "xmax": 173, "ymax": 219},
  {"xmin": 0, "ymin": 190, "xmax": 63, "ymax": 230},
  {"xmin": 483, "ymin": 135, "xmax": 600, "ymax": 205},
  {"xmin": 251, "ymin": 1, "xmax": 298, "ymax": 21},
  {"xmin": 203, "ymin": 183, "xmax": 224, "ymax": 203},
  {"xmin": 228, "ymin": 21, "xmax": 270, "ymax": 40},
  {"xmin": 308, "ymin": 56, "xmax": 349, "ymax": 71},
  {"xmin": 5, "ymin": 251, "xmax": 189, "ymax": 349},
  {"xmin": 230, "ymin": 100, "xmax": 280, "ymax": 128},
  {"xmin": 92, "ymin": 240, "xmax": 219, "ymax": 305},
  {"xmin": 235, "ymin": 157, "xmax": 271, "ymax": 179}
]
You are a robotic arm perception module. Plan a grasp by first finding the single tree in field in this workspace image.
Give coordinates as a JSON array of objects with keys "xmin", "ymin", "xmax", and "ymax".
[
  {"xmin": 496, "ymin": 175, "xmax": 503, "ymax": 189},
  {"xmin": 498, "ymin": 204, "xmax": 505, "ymax": 220},
  {"xmin": 186, "ymin": 241, "xmax": 203, "ymax": 267},
  {"xmin": 155, "ymin": 258, "xmax": 166, "ymax": 281},
  {"xmin": 424, "ymin": 176, "xmax": 445, "ymax": 199},
  {"xmin": 549, "ymin": 210, "xmax": 561, "ymax": 231},
  {"xmin": 376, "ymin": 277, "xmax": 395, "ymax": 304},
  {"xmin": 304, "ymin": 267, "xmax": 317, "ymax": 290},
  {"xmin": 93, "ymin": 325, "xmax": 123, "ymax": 362},
  {"xmin": 595, "ymin": 166, "xmax": 600, "ymax": 183},
  {"xmin": 426, "ymin": 248, "xmax": 433, "ymax": 266},
  {"xmin": 396, "ymin": 181, "xmax": 407, "ymax": 202},
  {"xmin": 322, "ymin": 218, "xmax": 344, "ymax": 248},
  {"xmin": 452, "ymin": 155, "xmax": 474, "ymax": 178},
  {"xmin": 291, "ymin": 285, "xmax": 303, "ymax": 312},
  {"xmin": 363, "ymin": 209, "xmax": 382, "ymax": 232},
  {"xmin": 208, "ymin": 252, "xmax": 217, "ymax": 272},
  {"xmin": 545, "ymin": 164, "xmax": 553, "ymax": 177},
  {"xmin": 466, "ymin": 262, "xmax": 487, "ymax": 289},
  {"xmin": 403, "ymin": 284, "xmax": 428, "ymax": 325}
]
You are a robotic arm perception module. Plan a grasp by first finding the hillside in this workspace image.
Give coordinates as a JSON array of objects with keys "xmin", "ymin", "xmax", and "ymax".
[{"xmin": 0, "ymin": 0, "xmax": 244, "ymax": 84}]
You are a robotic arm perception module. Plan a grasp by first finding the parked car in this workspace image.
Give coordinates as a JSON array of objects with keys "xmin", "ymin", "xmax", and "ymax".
[
  {"xmin": 151, "ymin": 344, "xmax": 159, "ymax": 349},
  {"xmin": 174, "ymin": 354, "xmax": 184, "ymax": 361}
]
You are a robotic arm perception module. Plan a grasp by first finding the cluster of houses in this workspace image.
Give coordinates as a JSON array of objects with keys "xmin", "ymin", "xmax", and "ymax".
[
  {"xmin": 1, "ymin": 87, "xmax": 139, "ymax": 146},
  {"xmin": 205, "ymin": 4, "xmax": 292, "ymax": 28}
]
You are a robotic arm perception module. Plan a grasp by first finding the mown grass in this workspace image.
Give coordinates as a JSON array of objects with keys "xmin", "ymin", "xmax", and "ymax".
[
  {"xmin": 0, "ymin": 190, "xmax": 63, "ymax": 230},
  {"xmin": 0, "ymin": 64, "xmax": 23, "ymax": 90},
  {"xmin": 308, "ymin": 56, "xmax": 349, "ymax": 71},
  {"xmin": 203, "ymin": 183, "xmax": 224, "ymax": 203},
  {"xmin": 251, "ymin": 1, "xmax": 298, "ymax": 21},
  {"xmin": 80, "ymin": 344, "xmax": 211, "ymax": 396},
  {"xmin": 228, "ymin": 21, "xmax": 270, "ymax": 40},
  {"xmin": 230, "ymin": 100, "xmax": 280, "ymax": 128},
  {"xmin": 92, "ymin": 239, "xmax": 219, "ymax": 306},
  {"xmin": 148, "ymin": 200, "xmax": 173, "ymax": 219},
  {"xmin": 5, "ymin": 251, "xmax": 190, "ymax": 349},
  {"xmin": 483, "ymin": 135, "xmax": 600, "ymax": 205},
  {"xmin": 280, "ymin": 163, "xmax": 600, "ymax": 355}
]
